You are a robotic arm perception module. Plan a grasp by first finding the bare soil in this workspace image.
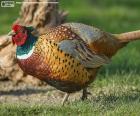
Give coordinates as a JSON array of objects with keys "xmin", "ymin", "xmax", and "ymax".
[{"xmin": 0, "ymin": 80, "xmax": 86, "ymax": 105}]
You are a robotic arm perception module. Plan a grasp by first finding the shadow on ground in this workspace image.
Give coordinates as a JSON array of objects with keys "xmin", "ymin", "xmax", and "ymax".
[{"xmin": 0, "ymin": 88, "xmax": 55, "ymax": 96}]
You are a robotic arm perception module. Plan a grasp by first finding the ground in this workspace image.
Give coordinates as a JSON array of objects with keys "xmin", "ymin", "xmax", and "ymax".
[
  {"xmin": 0, "ymin": 0, "xmax": 140, "ymax": 115},
  {"xmin": 0, "ymin": 73, "xmax": 140, "ymax": 115}
]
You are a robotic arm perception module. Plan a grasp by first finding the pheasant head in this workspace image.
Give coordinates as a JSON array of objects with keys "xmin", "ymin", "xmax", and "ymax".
[
  {"xmin": 8, "ymin": 24, "xmax": 38, "ymax": 59},
  {"xmin": 8, "ymin": 24, "xmax": 37, "ymax": 46}
]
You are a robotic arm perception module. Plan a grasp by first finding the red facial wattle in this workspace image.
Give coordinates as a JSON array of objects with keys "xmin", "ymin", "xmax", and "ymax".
[
  {"xmin": 11, "ymin": 24, "xmax": 28, "ymax": 46},
  {"xmin": 12, "ymin": 31, "xmax": 27, "ymax": 46}
]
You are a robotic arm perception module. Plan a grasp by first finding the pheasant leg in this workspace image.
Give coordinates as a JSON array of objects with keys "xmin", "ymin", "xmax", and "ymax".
[
  {"xmin": 62, "ymin": 93, "xmax": 70, "ymax": 105},
  {"xmin": 81, "ymin": 88, "xmax": 91, "ymax": 100}
]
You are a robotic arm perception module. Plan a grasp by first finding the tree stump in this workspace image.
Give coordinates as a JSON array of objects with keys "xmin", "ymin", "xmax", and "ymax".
[
  {"xmin": 15, "ymin": 0, "xmax": 67, "ymax": 34},
  {"xmin": 0, "ymin": 0, "xmax": 67, "ymax": 85}
]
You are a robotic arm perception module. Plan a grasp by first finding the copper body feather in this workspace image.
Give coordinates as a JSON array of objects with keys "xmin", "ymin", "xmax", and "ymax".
[{"xmin": 17, "ymin": 23, "xmax": 140, "ymax": 93}]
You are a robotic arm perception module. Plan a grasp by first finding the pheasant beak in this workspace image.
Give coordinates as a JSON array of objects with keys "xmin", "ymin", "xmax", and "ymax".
[{"xmin": 8, "ymin": 30, "xmax": 16, "ymax": 36}]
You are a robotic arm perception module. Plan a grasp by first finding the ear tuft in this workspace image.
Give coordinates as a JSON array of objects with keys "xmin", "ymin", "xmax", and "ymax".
[{"xmin": 26, "ymin": 26, "xmax": 34, "ymax": 32}]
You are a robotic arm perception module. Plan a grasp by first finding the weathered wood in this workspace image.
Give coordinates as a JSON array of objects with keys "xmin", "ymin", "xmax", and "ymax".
[{"xmin": 14, "ymin": 0, "xmax": 67, "ymax": 34}]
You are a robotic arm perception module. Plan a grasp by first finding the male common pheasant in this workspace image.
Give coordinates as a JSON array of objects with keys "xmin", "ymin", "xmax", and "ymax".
[{"xmin": 8, "ymin": 23, "xmax": 140, "ymax": 104}]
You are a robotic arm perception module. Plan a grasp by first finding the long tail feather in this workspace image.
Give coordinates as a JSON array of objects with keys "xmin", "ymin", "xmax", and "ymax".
[{"xmin": 115, "ymin": 30, "xmax": 140, "ymax": 42}]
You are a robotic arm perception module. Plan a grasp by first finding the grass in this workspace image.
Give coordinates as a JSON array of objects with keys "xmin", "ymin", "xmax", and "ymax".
[
  {"xmin": 0, "ymin": 0, "xmax": 140, "ymax": 115},
  {"xmin": 1, "ymin": 100, "xmax": 140, "ymax": 116},
  {"xmin": 0, "ymin": 73, "xmax": 140, "ymax": 115}
]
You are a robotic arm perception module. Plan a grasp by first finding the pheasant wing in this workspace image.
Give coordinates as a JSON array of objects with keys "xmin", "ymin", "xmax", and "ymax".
[{"xmin": 58, "ymin": 39, "xmax": 110, "ymax": 68}]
